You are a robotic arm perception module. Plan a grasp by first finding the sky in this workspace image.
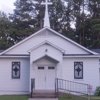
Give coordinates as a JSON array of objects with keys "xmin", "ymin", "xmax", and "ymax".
[{"xmin": 0, "ymin": 0, "xmax": 16, "ymax": 14}]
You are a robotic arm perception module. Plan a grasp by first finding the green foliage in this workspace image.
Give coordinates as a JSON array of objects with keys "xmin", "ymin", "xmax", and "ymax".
[
  {"xmin": 83, "ymin": 18, "xmax": 100, "ymax": 48},
  {"xmin": 0, "ymin": 11, "xmax": 14, "ymax": 49},
  {"xmin": 95, "ymin": 86, "xmax": 100, "ymax": 96},
  {"xmin": 9, "ymin": 0, "xmax": 40, "ymax": 43}
]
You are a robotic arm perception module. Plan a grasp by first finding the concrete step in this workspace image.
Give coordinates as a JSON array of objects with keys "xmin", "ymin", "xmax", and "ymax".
[
  {"xmin": 28, "ymin": 98, "xmax": 58, "ymax": 100},
  {"xmin": 32, "ymin": 93, "xmax": 56, "ymax": 98}
]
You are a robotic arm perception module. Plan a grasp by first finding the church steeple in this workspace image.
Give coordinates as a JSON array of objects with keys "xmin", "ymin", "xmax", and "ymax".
[{"xmin": 41, "ymin": 0, "xmax": 52, "ymax": 27}]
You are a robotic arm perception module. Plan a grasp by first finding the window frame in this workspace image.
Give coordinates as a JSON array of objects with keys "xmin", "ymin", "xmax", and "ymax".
[
  {"xmin": 12, "ymin": 62, "xmax": 20, "ymax": 79},
  {"xmin": 74, "ymin": 62, "xmax": 83, "ymax": 79}
]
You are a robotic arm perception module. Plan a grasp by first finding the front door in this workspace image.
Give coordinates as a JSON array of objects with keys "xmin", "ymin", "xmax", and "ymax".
[{"xmin": 36, "ymin": 66, "xmax": 55, "ymax": 90}]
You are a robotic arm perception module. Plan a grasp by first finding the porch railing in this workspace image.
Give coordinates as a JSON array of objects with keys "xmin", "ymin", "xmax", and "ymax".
[
  {"xmin": 31, "ymin": 78, "xmax": 35, "ymax": 98},
  {"xmin": 55, "ymin": 78, "xmax": 89, "ymax": 96}
]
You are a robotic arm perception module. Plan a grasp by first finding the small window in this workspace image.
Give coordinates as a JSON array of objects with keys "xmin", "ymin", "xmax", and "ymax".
[
  {"xmin": 48, "ymin": 67, "xmax": 55, "ymax": 70},
  {"xmin": 74, "ymin": 62, "xmax": 83, "ymax": 79},
  {"xmin": 38, "ymin": 67, "xmax": 44, "ymax": 70},
  {"xmin": 12, "ymin": 62, "xmax": 20, "ymax": 79}
]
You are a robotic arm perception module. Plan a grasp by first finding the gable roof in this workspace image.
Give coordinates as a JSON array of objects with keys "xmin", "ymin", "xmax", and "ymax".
[
  {"xmin": 0, "ymin": 27, "xmax": 98, "ymax": 55},
  {"xmin": 27, "ymin": 40, "xmax": 66, "ymax": 53}
]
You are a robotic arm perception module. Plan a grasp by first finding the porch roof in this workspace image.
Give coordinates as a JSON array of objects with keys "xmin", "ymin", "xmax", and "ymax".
[{"xmin": 33, "ymin": 54, "xmax": 59, "ymax": 63}]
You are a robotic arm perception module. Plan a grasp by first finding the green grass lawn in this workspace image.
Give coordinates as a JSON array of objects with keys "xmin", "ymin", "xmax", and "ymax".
[
  {"xmin": 0, "ymin": 95, "xmax": 100, "ymax": 100},
  {"xmin": 0, "ymin": 95, "xmax": 30, "ymax": 100},
  {"xmin": 0, "ymin": 95, "xmax": 87, "ymax": 100},
  {"xmin": 59, "ymin": 95, "xmax": 100, "ymax": 100}
]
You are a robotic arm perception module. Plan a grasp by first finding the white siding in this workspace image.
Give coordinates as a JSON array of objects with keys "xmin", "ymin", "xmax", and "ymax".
[
  {"xmin": 0, "ymin": 58, "xmax": 30, "ymax": 95},
  {"xmin": 62, "ymin": 57, "xmax": 99, "ymax": 93}
]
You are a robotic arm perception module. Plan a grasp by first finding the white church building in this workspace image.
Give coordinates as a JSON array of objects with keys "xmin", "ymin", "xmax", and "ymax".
[{"xmin": 0, "ymin": 0, "xmax": 100, "ymax": 96}]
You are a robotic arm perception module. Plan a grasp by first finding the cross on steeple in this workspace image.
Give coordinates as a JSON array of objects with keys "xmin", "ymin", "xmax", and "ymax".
[
  {"xmin": 41, "ymin": 0, "xmax": 52, "ymax": 27},
  {"xmin": 41, "ymin": 0, "xmax": 52, "ymax": 11}
]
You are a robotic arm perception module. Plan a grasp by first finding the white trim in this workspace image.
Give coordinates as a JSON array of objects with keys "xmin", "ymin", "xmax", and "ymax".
[
  {"xmin": 0, "ymin": 27, "xmax": 98, "ymax": 55},
  {"xmin": 27, "ymin": 40, "xmax": 66, "ymax": 53}
]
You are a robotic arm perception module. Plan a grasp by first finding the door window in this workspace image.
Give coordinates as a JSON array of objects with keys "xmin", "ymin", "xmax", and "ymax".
[
  {"xmin": 38, "ymin": 67, "xmax": 44, "ymax": 70},
  {"xmin": 48, "ymin": 67, "xmax": 55, "ymax": 70}
]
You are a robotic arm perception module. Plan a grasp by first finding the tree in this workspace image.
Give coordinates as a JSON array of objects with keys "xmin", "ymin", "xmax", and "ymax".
[
  {"xmin": 83, "ymin": 0, "xmax": 100, "ymax": 48},
  {"xmin": 70, "ymin": 0, "xmax": 86, "ymax": 45},
  {"xmin": 83, "ymin": 18, "xmax": 100, "ymax": 49},
  {"xmin": 0, "ymin": 11, "xmax": 14, "ymax": 49},
  {"xmin": 9, "ymin": 0, "xmax": 38, "ymax": 42},
  {"xmin": 49, "ymin": 0, "xmax": 75, "ymax": 40}
]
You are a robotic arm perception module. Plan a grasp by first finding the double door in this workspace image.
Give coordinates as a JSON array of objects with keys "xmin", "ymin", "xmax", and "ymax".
[{"xmin": 36, "ymin": 66, "xmax": 55, "ymax": 90}]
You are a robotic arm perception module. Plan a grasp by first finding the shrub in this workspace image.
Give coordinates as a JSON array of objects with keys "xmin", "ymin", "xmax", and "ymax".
[{"xmin": 95, "ymin": 86, "xmax": 100, "ymax": 96}]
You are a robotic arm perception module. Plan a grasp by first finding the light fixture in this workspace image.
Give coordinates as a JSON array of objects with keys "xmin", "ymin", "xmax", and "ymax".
[{"xmin": 45, "ymin": 49, "xmax": 48, "ymax": 52}]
